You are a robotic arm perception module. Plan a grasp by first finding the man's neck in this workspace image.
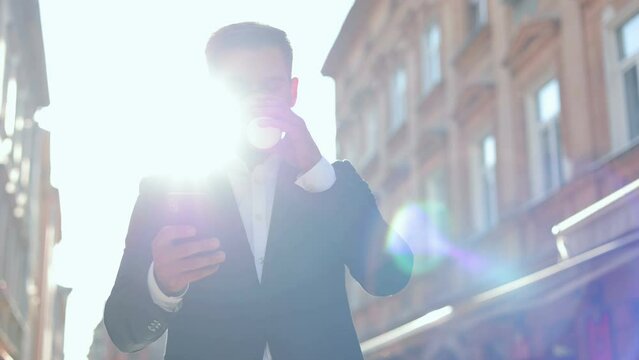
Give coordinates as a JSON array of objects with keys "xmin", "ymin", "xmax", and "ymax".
[{"xmin": 236, "ymin": 145, "xmax": 272, "ymax": 171}]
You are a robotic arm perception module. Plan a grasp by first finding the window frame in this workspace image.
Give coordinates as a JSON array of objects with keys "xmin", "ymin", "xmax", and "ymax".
[
  {"xmin": 421, "ymin": 22, "xmax": 443, "ymax": 95},
  {"xmin": 389, "ymin": 66, "xmax": 408, "ymax": 134},
  {"xmin": 507, "ymin": 0, "xmax": 538, "ymax": 25},
  {"xmin": 0, "ymin": 199, "xmax": 7, "ymax": 278},
  {"xmin": 468, "ymin": 0, "xmax": 489, "ymax": 33},
  {"xmin": 526, "ymin": 76, "xmax": 564, "ymax": 199},
  {"xmin": 0, "ymin": 38, "xmax": 6, "ymax": 121},
  {"xmin": 363, "ymin": 104, "xmax": 379, "ymax": 163},
  {"xmin": 4, "ymin": 77, "xmax": 17, "ymax": 137},
  {"xmin": 603, "ymin": 4, "xmax": 639, "ymax": 152},
  {"xmin": 470, "ymin": 133, "xmax": 499, "ymax": 233},
  {"xmin": 617, "ymin": 14, "xmax": 639, "ymax": 140}
]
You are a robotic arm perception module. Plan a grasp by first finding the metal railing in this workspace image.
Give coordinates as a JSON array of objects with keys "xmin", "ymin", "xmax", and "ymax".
[{"xmin": 360, "ymin": 176, "xmax": 639, "ymax": 356}]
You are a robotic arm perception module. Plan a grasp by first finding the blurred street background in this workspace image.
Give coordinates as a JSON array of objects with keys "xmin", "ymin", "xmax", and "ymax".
[{"xmin": 1, "ymin": 0, "xmax": 639, "ymax": 359}]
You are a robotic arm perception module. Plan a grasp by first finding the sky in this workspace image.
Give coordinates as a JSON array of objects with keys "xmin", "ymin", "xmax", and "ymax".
[{"xmin": 36, "ymin": 1, "xmax": 354, "ymax": 357}]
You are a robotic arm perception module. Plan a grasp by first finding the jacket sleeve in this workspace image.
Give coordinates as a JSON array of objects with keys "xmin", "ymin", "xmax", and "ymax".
[
  {"xmin": 103, "ymin": 179, "xmax": 177, "ymax": 352},
  {"xmin": 335, "ymin": 161, "xmax": 413, "ymax": 296}
]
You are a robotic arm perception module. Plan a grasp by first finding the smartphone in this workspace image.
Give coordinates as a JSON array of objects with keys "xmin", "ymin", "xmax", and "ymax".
[{"xmin": 162, "ymin": 192, "xmax": 215, "ymax": 245}]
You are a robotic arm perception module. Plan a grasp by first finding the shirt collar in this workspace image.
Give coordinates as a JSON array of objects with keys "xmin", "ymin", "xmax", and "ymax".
[{"xmin": 226, "ymin": 152, "xmax": 281, "ymax": 178}]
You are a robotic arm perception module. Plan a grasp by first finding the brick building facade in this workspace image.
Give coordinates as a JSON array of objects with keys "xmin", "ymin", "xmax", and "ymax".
[
  {"xmin": 324, "ymin": 0, "xmax": 639, "ymax": 358},
  {"xmin": 0, "ymin": 0, "xmax": 68, "ymax": 359}
]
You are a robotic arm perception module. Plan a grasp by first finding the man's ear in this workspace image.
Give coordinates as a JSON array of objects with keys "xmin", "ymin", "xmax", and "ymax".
[{"xmin": 289, "ymin": 77, "xmax": 299, "ymax": 107}]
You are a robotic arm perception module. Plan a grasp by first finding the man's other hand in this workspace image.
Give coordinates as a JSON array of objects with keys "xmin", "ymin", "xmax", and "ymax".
[{"xmin": 251, "ymin": 98, "xmax": 322, "ymax": 174}]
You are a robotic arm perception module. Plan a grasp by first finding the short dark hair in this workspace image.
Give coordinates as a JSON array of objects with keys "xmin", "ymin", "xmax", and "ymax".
[{"xmin": 205, "ymin": 22, "xmax": 293, "ymax": 75}]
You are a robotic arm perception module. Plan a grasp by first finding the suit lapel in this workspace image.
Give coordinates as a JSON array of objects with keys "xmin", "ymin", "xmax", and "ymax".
[
  {"xmin": 207, "ymin": 173, "xmax": 260, "ymax": 286},
  {"xmin": 261, "ymin": 163, "xmax": 306, "ymax": 285}
]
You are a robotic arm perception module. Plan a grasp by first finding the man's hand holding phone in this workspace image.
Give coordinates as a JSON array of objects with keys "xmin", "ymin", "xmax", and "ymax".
[{"xmin": 151, "ymin": 225, "xmax": 226, "ymax": 296}]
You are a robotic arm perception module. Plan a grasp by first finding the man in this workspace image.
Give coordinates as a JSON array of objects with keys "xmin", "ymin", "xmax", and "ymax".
[{"xmin": 104, "ymin": 22, "xmax": 413, "ymax": 360}]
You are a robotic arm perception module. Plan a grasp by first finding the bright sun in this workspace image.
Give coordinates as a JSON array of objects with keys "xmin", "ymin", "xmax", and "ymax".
[{"xmin": 150, "ymin": 78, "xmax": 245, "ymax": 178}]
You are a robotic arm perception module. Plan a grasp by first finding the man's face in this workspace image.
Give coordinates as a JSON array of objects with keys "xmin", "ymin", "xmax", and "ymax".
[{"xmin": 212, "ymin": 46, "xmax": 298, "ymax": 122}]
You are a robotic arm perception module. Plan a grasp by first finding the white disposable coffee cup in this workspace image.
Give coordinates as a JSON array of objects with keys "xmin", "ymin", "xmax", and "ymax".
[{"xmin": 246, "ymin": 117, "xmax": 283, "ymax": 150}]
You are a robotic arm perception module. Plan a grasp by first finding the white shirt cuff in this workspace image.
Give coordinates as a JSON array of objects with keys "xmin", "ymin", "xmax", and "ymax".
[
  {"xmin": 294, "ymin": 157, "xmax": 336, "ymax": 193},
  {"xmin": 147, "ymin": 262, "xmax": 187, "ymax": 312}
]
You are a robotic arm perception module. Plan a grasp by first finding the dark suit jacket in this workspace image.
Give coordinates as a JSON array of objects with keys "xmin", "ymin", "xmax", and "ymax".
[{"xmin": 104, "ymin": 160, "xmax": 413, "ymax": 359}]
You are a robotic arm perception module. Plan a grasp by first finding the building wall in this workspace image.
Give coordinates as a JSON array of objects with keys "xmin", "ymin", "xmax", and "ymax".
[
  {"xmin": 325, "ymin": 0, "xmax": 639, "ymax": 357},
  {"xmin": 0, "ymin": 0, "xmax": 66, "ymax": 359}
]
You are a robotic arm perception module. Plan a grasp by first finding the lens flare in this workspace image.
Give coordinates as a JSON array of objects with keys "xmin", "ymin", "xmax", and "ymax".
[
  {"xmin": 387, "ymin": 202, "xmax": 493, "ymax": 276},
  {"xmin": 387, "ymin": 203, "xmax": 449, "ymax": 276}
]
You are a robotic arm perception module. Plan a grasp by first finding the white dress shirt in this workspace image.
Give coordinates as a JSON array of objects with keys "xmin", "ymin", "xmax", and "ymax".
[{"xmin": 147, "ymin": 155, "xmax": 336, "ymax": 360}]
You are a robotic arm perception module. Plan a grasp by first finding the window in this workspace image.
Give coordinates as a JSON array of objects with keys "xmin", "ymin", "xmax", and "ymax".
[
  {"xmin": 389, "ymin": 67, "xmax": 408, "ymax": 133},
  {"xmin": 481, "ymin": 136, "xmax": 498, "ymax": 226},
  {"xmin": 472, "ymin": 134, "xmax": 498, "ymax": 231},
  {"xmin": 618, "ymin": 13, "xmax": 639, "ymax": 140},
  {"xmin": 421, "ymin": 23, "xmax": 442, "ymax": 94},
  {"xmin": 20, "ymin": 159, "xmax": 30, "ymax": 188},
  {"xmin": 528, "ymin": 78, "xmax": 563, "ymax": 198},
  {"xmin": 508, "ymin": 0, "xmax": 538, "ymax": 24},
  {"xmin": 364, "ymin": 106, "xmax": 379, "ymax": 161},
  {"xmin": 0, "ymin": 137, "xmax": 10, "ymax": 164},
  {"xmin": 4, "ymin": 78, "xmax": 17, "ymax": 137},
  {"xmin": 0, "ymin": 39, "xmax": 6, "ymax": 114},
  {"xmin": 11, "ymin": 140, "xmax": 21, "ymax": 164},
  {"xmin": 0, "ymin": 200, "xmax": 7, "ymax": 274},
  {"xmin": 468, "ymin": 0, "xmax": 488, "ymax": 33},
  {"xmin": 18, "ymin": 127, "xmax": 31, "ymax": 188}
]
